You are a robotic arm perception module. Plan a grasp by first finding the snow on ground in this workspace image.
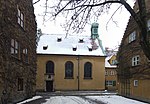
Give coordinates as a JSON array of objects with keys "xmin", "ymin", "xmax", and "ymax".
[
  {"xmin": 17, "ymin": 95, "xmax": 148, "ymax": 104},
  {"xmin": 17, "ymin": 96, "xmax": 42, "ymax": 104},
  {"xmin": 43, "ymin": 96, "xmax": 91, "ymax": 104},
  {"xmin": 86, "ymin": 95, "xmax": 148, "ymax": 104}
]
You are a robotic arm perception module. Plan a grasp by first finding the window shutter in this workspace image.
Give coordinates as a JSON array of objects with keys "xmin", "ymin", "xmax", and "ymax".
[{"xmin": 113, "ymin": 81, "xmax": 116, "ymax": 86}]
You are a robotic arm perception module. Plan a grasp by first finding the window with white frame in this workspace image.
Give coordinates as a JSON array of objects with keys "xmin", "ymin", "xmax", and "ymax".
[
  {"xmin": 112, "ymin": 60, "xmax": 115, "ymax": 65},
  {"xmin": 147, "ymin": 57, "xmax": 150, "ymax": 63},
  {"xmin": 132, "ymin": 55, "xmax": 140, "ymax": 66},
  {"xmin": 11, "ymin": 39, "xmax": 19, "ymax": 58},
  {"xmin": 112, "ymin": 60, "xmax": 117, "ymax": 65},
  {"xmin": 134, "ymin": 80, "xmax": 138, "ymax": 86},
  {"xmin": 147, "ymin": 19, "xmax": 150, "ymax": 30},
  {"xmin": 18, "ymin": 78, "xmax": 23, "ymax": 91},
  {"xmin": 17, "ymin": 6, "xmax": 24, "ymax": 28},
  {"xmin": 105, "ymin": 71, "xmax": 108, "ymax": 76},
  {"xmin": 129, "ymin": 31, "xmax": 136, "ymax": 43},
  {"xmin": 21, "ymin": 48, "xmax": 28, "ymax": 63},
  {"xmin": 106, "ymin": 81, "xmax": 116, "ymax": 86},
  {"xmin": 110, "ymin": 71, "xmax": 115, "ymax": 75}
]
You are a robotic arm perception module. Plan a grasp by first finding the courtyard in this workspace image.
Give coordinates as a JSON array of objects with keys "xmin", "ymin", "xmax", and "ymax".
[{"xmin": 17, "ymin": 91, "xmax": 148, "ymax": 104}]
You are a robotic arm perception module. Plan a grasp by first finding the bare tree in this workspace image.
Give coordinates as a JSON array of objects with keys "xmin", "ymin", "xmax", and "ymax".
[{"xmin": 34, "ymin": 0, "xmax": 150, "ymax": 60}]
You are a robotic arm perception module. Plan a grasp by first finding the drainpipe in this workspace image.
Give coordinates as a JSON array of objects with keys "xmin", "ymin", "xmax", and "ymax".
[{"xmin": 77, "ymin": 55, "xmax": 80, "ymax": 91}]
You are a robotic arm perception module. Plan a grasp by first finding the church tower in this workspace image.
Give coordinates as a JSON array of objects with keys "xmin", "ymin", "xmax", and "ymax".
[
  {"xmin": 91, "ymin": 22, "xmax": 99, "ymax": 40},
  {"xmin": 91, "ymin": 22, "xmax": 105, "ymax": 54}
]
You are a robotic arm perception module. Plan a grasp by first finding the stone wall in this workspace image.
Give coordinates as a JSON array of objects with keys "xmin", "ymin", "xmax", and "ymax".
[{"xmin": 0, "ymin": 0, "xmax": 37, "ymax": 103}]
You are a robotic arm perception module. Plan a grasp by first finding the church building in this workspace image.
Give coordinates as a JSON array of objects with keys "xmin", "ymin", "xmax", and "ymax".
[{"xmin": 36, "ymin": 23, "xmax": 106, "ymax": 91}]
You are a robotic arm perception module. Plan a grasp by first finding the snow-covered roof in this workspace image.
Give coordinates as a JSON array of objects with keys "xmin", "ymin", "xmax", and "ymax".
[
  {"xmin": 37, "ymin": 34, "xmax": 105, "ymax": 56},
  {"xmin": 105, "ymin": 55, "xmax": 117, "ymax": 68}
]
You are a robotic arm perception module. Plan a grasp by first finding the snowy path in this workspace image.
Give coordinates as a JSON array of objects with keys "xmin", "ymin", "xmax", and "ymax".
[
  {"xmin": 17, "ymin": 91, "xmax": 148, "ymax": 104},
  {"xmin": 17, "ymin": 95, "xmax": 148, "ymax": 104},
  {"xmin": 86, "ymin": 95, "xmax": 148, "ymax": 104},
  {"xmin": 17, "ymin": 96, "xmax": 105, "ymax": 104},
  {"xmin": 43, "ymin": 96, "xmax": 93, "ymax": 104}
]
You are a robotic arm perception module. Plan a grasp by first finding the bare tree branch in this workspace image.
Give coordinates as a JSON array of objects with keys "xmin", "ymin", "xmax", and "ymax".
[
  {"xmin": 45, "ymin": 0, "xmax": 135, "ymax": 35},
  {"xmin": 54, "ymin": 0, "xmax": 74, "ymax": 17},
  {"xmin": 33, "ymin": 0, "xmax": 41, "ymax": 5},
  {"xmin": 39, "ymin": 0, "xmax": 150, "ymax": 61},
  {"xmin": 106, "ymin": 5, "xmax": 122, "ymax": 30}
]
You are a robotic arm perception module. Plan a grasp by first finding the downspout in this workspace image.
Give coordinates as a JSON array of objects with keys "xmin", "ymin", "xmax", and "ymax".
[{"xmin": 77, "ymin": 55, "xmax": 80, "ymax": 91}]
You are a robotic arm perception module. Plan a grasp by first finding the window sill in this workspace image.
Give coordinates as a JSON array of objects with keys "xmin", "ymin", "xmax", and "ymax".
[
  {"xmin": 84, "ymin": 77, "xmax": 93, "ymax": 80},
  {"xmin": 11, "ymin": 55, "xmax": 19, "ymax": 59},
  {"xmin": 21, "ymin": 60, "xmax": 29, "ymax": 64},
  {"xmin": 106, "ymin": 85, "xmax": 116, "ymax": 87},
  {"xmin": 131, "ymin": 64, "xmax": 140, "ymax": 67},
  {"xmin": 11, "ymin": 55, "xmax": 22, "ymax": 62},
  {"xmin": 64, "ymin": 77, "xmax": 74, "ymax": 79},
  {"xmin": 17, "ymin": 90, "xmax": 23, "ymax": 92},
  {"xmin": 128, "ymin": 40, "xmax": 136, "ymax": 44},
  {"xmin": 17, "ymin": 23, "xmax": 25, "ymax": 32},
  {"xmin": 45, "ymin": 73, "xmax": 55, "ymax": 75}
]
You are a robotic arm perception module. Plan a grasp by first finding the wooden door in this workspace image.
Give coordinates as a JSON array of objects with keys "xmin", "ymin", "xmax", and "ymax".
[{"xmin": 46, "ymin": 81, "xmax": 53, "ymax": 92}]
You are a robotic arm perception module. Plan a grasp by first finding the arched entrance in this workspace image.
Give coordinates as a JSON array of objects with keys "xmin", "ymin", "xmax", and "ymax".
[{"xmin": 45, "ymin": 61, "xmax": 54, "ymax": 92}]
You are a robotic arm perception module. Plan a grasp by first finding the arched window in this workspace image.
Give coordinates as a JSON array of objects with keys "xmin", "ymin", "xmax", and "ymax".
[
  {"xmin": 46, "ymin": 61, "xmax": 54, "ymax": 74},
  {"xmin": 84, "ymin": 62, "xmax": 92, "ymax": 78},
  {"xmin": 65, "ymin": 61, "xmax": 73, "ymax": 78}
]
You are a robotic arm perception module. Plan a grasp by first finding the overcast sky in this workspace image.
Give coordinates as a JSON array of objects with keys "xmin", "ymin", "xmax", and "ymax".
[{"xmin": 33, "ymin": 0, "xmax": 135, "ymax": 49}]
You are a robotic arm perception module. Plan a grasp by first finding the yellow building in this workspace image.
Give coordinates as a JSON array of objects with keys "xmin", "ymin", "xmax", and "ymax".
[
  {"xmin": 37, "ymin": 54, "xmax": 105, "ymax": 91},
  {"xmin": 36, "ymin": 29, "xmax": 106, "ymax": 91},
  {"xmin": 105, "ymin": 50, "xmax": 118, "ymax": 91},
  {"xmin": 36, "ymin": 23, "xmax": 106, "ymax": 91}
]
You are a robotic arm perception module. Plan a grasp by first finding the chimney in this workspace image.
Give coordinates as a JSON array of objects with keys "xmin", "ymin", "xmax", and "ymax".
[
  {"xmin": 72, "ymin": 44, "xmax": 77, "ymax": 51},
  {"xmin": 79, "ymin": 37, "xmax": 84, "ymax": 43},
  {"xmin": 87, "ymin": 45, "xmax": 92, "ymax": 51},
  {"xmin": 43, "ymin": 45, "xmax": 48, "ymax": 50},
  {"xmin": 57, "ymin": 37, "xmax": 62, "ymax": 42}
]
